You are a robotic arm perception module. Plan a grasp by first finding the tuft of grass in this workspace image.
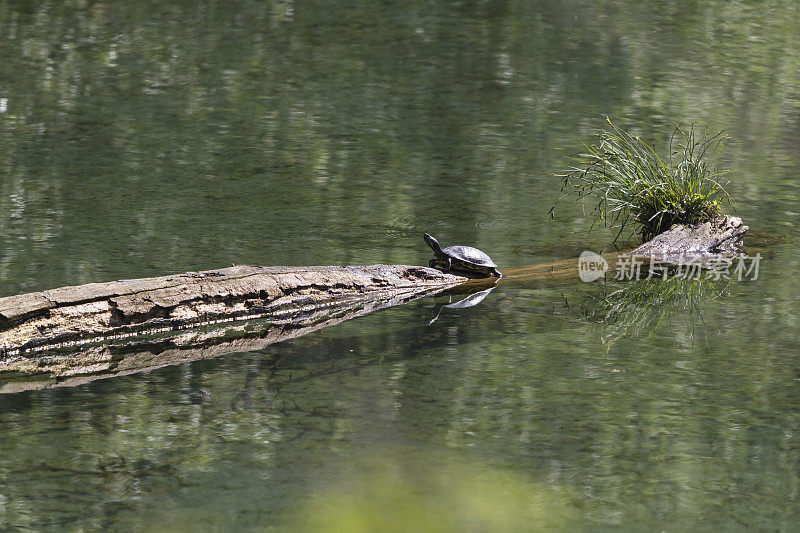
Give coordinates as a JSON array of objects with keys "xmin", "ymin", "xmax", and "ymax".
[{"xmin": 554, "ymin": 118, "xmax": 733, "ymax": 241}]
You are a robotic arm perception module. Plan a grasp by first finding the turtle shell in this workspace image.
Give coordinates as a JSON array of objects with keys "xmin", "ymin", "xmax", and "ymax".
[{"xmin": 442, "ymin": 245, "xmax": 498, "ymax": 269}]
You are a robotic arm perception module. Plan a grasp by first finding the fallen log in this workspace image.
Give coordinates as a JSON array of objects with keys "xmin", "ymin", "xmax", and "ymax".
[
  {"xmin": 0, "ymin": 215, "xmax": 751, "ymax": 390},
  {"xmin": 0, "ymin": 276, "xmax": 481, "ymax": 393},
  {"xmin": 0, "ymin": 264, "xmax": 464, "ymax": 356},
  {"xmin": 627, "ymin": 215, "xmax": 748, "ymax": 267},
  {"xmin": 0, "ymin": 216, "xmax": 750, "ymax": 356}
]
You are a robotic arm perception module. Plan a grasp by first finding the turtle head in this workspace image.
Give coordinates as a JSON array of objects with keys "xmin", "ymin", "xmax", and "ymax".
[{"xmin": 423, "ymin": 233, "xmax": 444, "ymax": 255}]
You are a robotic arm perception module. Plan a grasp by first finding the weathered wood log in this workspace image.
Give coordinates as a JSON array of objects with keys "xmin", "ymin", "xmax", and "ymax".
[
  {"xmin": 0, "ymin": 216, "xmax": 750, "ymax": 356},
  {"xmin": 0, "ymin": 264, "xmax": 464, "ymax": 356},
  {"xmin": 0, "ymin": 276, "xmax": 476, "ymax": 393},
  {"xmin": 0, "ymin": 215, "xmax": 751, "ymax": 391},
  {"xmin": 627, "ymin": 215, "xmax": 748, "ymax": 266}
]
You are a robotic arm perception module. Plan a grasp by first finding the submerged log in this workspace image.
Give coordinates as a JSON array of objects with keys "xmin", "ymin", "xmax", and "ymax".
[
  {"xmin": 0, "ymin": 216, "xmax": 750, "ymax": 356},
  {"xmin": 0, "ymin": 264, "xmax": 464, "ymax": 356},
  {"xmin": 0, "ymin": 215, "xmax": 751, "ymax": 390}
]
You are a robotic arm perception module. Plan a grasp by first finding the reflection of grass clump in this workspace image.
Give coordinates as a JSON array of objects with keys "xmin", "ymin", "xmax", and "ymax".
[
  {"xmin": 556, "ymin": 118, "xmax": 732, "ymax": 240},
  {"xmin": 588, "ymin": 277, "xmax": 728, "ymax": 345}
]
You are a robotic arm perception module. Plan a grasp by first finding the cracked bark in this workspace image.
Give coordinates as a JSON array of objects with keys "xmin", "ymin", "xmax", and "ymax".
[
  {"xmin": 627, "ymin": 215, "xmax": 748, "ymax": 267},
  {"xmin": 0, "ymin": 264, "xmax": 464, "ymax": 356}
]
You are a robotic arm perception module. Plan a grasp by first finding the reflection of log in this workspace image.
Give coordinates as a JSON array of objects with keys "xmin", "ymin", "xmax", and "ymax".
[
  {"xmin": 0, "ymin": 279, "xmax": 462, "ymax": 394},
  {"xmin": 0, "ymin": 265, "xmax": 463, "ymax": 356}
]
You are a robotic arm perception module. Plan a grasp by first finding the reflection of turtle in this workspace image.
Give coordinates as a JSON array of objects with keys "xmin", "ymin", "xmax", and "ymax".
[
  {"xmin": 423, "ymin": 233, "xmax": 502, "ymax": 278},
  {"xmin": 428, "ymin": 287, "xmax": 496, "ymax": 325}
]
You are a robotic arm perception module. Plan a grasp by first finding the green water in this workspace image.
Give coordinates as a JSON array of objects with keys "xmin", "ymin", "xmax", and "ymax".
[{"xmin": 1, "ymin": 0, "xmax": 800, "ymax": 530}]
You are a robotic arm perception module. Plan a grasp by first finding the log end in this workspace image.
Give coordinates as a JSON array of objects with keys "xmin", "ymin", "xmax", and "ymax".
[{"xmin": 628, "ymin": 215, "xmax": 749, "ymax": 266}]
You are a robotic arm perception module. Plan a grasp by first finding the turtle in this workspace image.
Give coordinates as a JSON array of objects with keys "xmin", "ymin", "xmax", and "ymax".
[{"xmin": 423, "ymin": 233, "xmax": 502, "ymax": 279}]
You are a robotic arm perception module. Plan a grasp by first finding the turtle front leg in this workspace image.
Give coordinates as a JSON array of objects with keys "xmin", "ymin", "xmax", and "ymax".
[
  {"xmin": 429, "ymin": 259, "xmax": 438, "ymax": 269},
  {"xmin": 443, "ymin": 257, "xmax": 452, "ymax": 273}
]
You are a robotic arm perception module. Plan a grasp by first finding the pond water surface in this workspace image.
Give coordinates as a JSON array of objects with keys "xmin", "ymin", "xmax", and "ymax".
[{"xmin": 1, "ymin": 1, "xmax": 800, "ymax": 530}]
